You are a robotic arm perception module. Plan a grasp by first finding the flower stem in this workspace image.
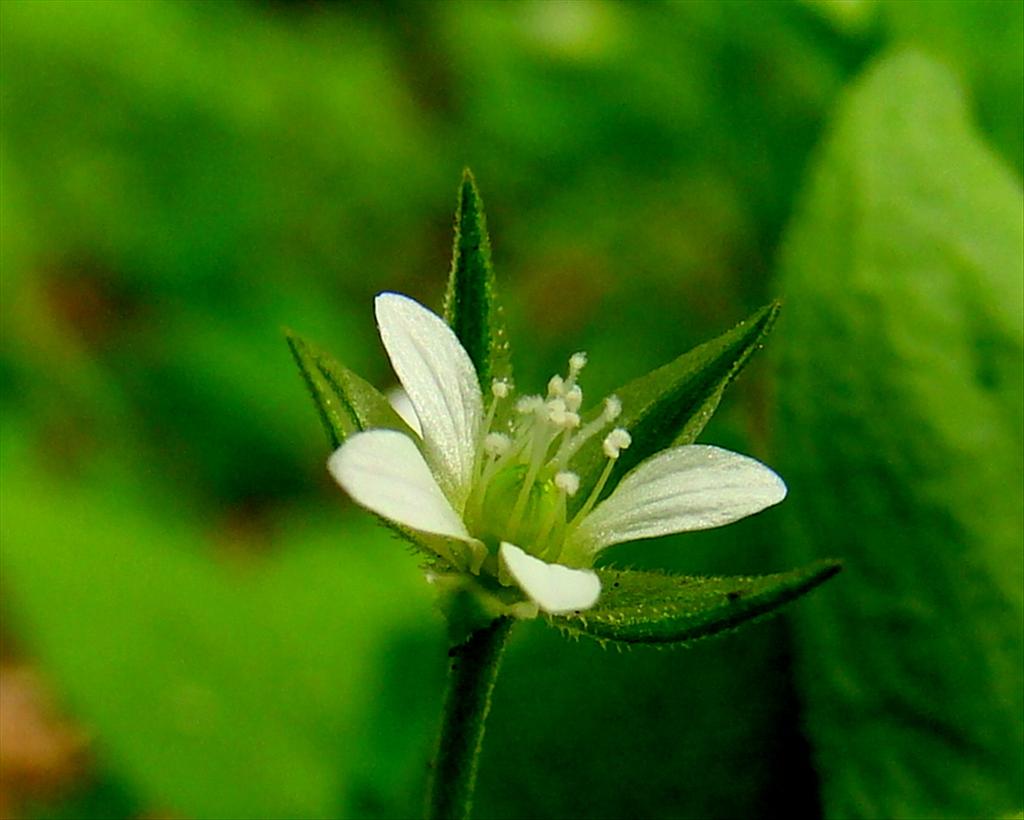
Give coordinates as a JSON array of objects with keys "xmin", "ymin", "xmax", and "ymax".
[{"xmin": 426, "ymin": 617, "xmax": 513, "ymax": 820}]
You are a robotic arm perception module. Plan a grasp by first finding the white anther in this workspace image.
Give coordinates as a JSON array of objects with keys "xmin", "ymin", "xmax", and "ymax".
[
  {"xmin": 554, "ymin": 471, "xmax": 580, "ymax": 496},
  {"xmin": 491, "ymin": 379, "xmax": 511, "ymax": 399},
  {"xmin": 516, "ymin": 395, "xmax": 544, "ymax": 414},
  {"xmin": 563, "ymin": 411, "xmax": 581, "ymax": 429},
  {"xmin": 603, "ymin": 395, "xmax": 622, "ymax": 422},
  {"xmin": 569, "ymin": 352, "xmax": 588, "ymax": 373},
  {"xmin": 602, "ymin": 428, "xmax": 632, "ymax": 459},
  {"xmin": 484, "ymin": 433, "xmax": 511, "ymax": 457},
  {"xmin": 547, "ymin": 375, "xmax": 565, "ymax": 398},
  {"xmin": 565, "ymin": 385, "xmax": 583, "ymax": 411},
  {"xmin": 547, "ymin": 398, "xmax": 568, "ymax": 426}
]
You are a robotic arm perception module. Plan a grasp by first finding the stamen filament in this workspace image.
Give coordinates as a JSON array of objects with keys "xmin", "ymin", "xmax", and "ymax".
[
  {"xmin": 567, "ymin": 428, "xmax": 631, "ymax": 532},
  {"xmin": 555, "ymin": 395, "xmax": 620, "ymax": 469},
  {"xmin": 568, "ymin": 457, "xmax": 616, "ymax": 531},
  {"xmin": 506, "ymin": 425, "xmax": 550, "ymax": 535}
]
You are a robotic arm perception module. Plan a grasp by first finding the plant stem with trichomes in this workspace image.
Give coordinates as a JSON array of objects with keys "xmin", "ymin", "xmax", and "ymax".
[{"xmin": 426, "ymin": 617, "xmax": 513, "ymax": 820}]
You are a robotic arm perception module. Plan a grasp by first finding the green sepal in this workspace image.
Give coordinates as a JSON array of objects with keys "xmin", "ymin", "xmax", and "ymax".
[
  {"xmin": 286, "ymin": 329, "xmax": 452, "ymax": 564},
  {"xmin": 569, "ymin": 302, "xmax": 780, "ymax": 515},
  {"xmin": 285, "ymin": 329, "xmax": 413, "ymax": 449},
  {"xmin": 444, "ymin": 168, "xmax": 511, "ymax": 387},
  {"xmin": 550, "ymin": 559, "xmax": 841, "ymax": 646}
]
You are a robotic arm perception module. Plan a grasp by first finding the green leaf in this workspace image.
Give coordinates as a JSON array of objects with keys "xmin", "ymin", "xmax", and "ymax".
[
  {"xmin": 443, "ymin": 169, "xmax": 511, "ymax": 387},
  {"xmin": 550, "ymin": 560, "xmax": 841, "ymax": 646},
  {"xmin": 0, "ymin": 430, "xmax": 441, "ymax": 820},
  {"xmin": 285, "ymin": 329, "xmax": 411, "ymax": 449},
  {"xmin": 883, "ymin": 0, "xmax": 1024, "ymax": 176},
  {"xmin": 775, "ymin": 51, "xmax": 1023, "ymax": 818},
  {"xmin": 569, "ymin": 301, "xmax": 780, "ymax": 515}
]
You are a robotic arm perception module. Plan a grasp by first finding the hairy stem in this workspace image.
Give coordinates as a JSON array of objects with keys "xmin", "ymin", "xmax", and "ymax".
[{"xmin": 426, "ymin": 617, "xmax": 513, "ymax": 820}]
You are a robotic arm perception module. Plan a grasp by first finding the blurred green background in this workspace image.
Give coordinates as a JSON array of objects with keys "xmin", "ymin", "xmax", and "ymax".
[{"xmin": 1, "ymin": 1, "xmax": 1021, "ymax": 818}]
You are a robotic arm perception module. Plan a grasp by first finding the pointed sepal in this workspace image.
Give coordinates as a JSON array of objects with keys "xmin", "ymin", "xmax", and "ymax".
[
  {"xmin": 285, "ymin": 330, "xmax": 413, "ymax": 448},
  {"xmin": 549, "ymin": 559, "xmax": 841, "ymax": 645},
  {"xmin": 569, "ymin": 302, "xmax": 780, "ymax": 514},
  {"xmin": 444, "ymin": 168, "xmax": 511, "ymax": 386}
]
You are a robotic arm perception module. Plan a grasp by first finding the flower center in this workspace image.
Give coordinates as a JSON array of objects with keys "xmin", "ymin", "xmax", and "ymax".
[
  {"xmin": 463, "ymin": 352, "xmax": 630, "ymax": 565},
  {"xmin": 478, "ymin": 465, "xmax": 564, "ymax": 555}
]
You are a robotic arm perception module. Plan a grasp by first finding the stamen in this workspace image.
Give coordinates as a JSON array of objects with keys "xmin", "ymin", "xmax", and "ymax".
[
  {"xmin": 568, "ymin": 427, "xmax": 633, "ymax": 530},
  {"xmin": 603, "ymin": 427, "xmax": 632, "ymax": 459},
  {"xmin": 547, "ymin": 375, "xmax": 565, "ymax": 398},
  {"xmin": 506, "ymin": 409, "xmax": 557, "ymax": 536},
  {"xmin": 536, "ymin": 472, "xmax": 580, "ymax": 557},
  {"xmin": 561, "ymin": 351, "xmax": 588, "ymax": 395},
  {"xmin": 549, "ymin": 398, "xmax": 582, "ymax": 429},
  {"xmin": 564, "ymin": 384, "xmax": 583, "ymax": 412},
  {"xmin": 516, "ymin": 395, "xmax": 544, "ymax": 414},
  {"xmin": 554, "ymin": 394, "xmax": 624, "ymax": 469},
  {"xmin": 475, "ymin": 378, "xmax": 512, "ymax": 483},
  {"xmin": 484, "ymin": 433, "xmax": 511, "ymax": 458},
  {"xmin": 554, "ymin": 471, "xmax": 580, "ymax": 497}
]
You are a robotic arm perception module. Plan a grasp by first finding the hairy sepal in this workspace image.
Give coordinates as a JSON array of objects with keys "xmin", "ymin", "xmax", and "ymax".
[
  {"xmin": 443, "ymin": 168, "xmax": 511, "ymax": 387},
  {"xmin": 569, "ymin": 302, "xmax": 780, "ymax": 515},
  {"xmin": 285, "ymin": 330, "xmax": 413, "ymax": 447},
  {"xmin": 550, "ymin": 559, "xmax": 841, "ymax": 646}
]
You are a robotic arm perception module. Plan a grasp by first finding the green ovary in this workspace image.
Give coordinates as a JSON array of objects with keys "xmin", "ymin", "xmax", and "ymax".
[{"xmin": 477, "ymin": 464, "xmax": 565, "ymax": 558}]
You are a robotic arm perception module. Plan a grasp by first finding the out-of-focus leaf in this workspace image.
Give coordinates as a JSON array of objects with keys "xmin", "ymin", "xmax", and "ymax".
[
  {"xmin": 443, "ymin": 169, "xmax": 510, "ymax": 386},
  {"xmin": 569, "ymin": 302, "xmax": 779, "ymax": 515},
  {"xmin": 0, "ymin": 429, "xmax": 440, "ymax": 820},
  {"xmin": 286, "ymin": 330, "xmax": 411, "ymax": 449},
  {"xmin": 550, "ymin": 561, "xmax": 840, "ymax": 646},
  {"xmin": 883, "ymin": 0, "xmax": 1024, "ymax": 175},
  {"xmin": 775, "ymin": 50, "xmax": 1023, "ymax": 819}
]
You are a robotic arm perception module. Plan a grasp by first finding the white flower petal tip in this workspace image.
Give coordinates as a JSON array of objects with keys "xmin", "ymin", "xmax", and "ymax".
[
  {"xmin": 374, "ymin": 293, "xmax": 483, "ymax": 507},
  {"xmin": 571, "ymin": 445, "xmax": 788, "ymax": 554},
  {"xmin": 328, "ymin": 429, "xmax": 473, "ymax": 542},
  {"xmin": 499, "ymin": 542, "xmax": 601, "ymax": 615}
]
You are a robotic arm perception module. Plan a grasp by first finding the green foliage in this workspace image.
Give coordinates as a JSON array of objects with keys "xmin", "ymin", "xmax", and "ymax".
[
  {"xmin": 285, "ymin": 330, "xmax": 412, "ymax": 448},
  {"xmin": 570, "ymin": 302, "xmax": 780, "ymax": 515},
  {"xmin": 0, "ymin": 431, "xmax": 442, "ymax": 820},
  {"xmin": 775, "ymin": 50, "xmax": 1024, "ymax": 819},
  {"xmin": 444, "ymin": 170, "xmax": 511, "ymax": 387},
  {"xmin": 0, "ymin": 2, "xmax": 1020, "ymax": 819},
  {"xmin": 553, "ymin": 561, "xmax": 840, "ymax": 646},
  {"xmin": 883, "ymin": 0, "xmax": 1024, "ymax": 174}
]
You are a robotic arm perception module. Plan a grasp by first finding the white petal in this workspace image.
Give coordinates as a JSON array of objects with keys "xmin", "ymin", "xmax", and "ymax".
[
  {"xmin": 375, "ymin": 293, "xmax": 483, "ymax": 509},
  {"xmin": 328, "ymin": 429, "xmax": 472, "ymax": 542},
  {"xmin": 387, "ymin": 386, "xmax": 423, "ymax": 437},
  {"xmin": 571, "ymin": 445, "xmax": 788, "ymax": 554},
  {"xmin": 500, "ymin": 542, "xmax": 601, "ymax": 615}
]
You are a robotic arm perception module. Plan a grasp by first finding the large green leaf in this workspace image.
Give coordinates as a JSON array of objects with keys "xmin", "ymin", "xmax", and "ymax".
[
  {"xmin": 0, "ymin": 429, "xmax": 441, "ymax": 820},
  {"xmin": 775, "ymin": 51, "xmax": 1023, "ymax": 818},
  {"xmin": 443, "ymin": 169, "xmax": 511, "ymax": 387},
  {"xmin": 550, "ymin": 561, "xmax": 839, "ymax": 646},
  {"xmin": 883, "ymin": 0, "xmax": 1024, "ymax": 176},
  {"xmin": 569, "ymin": 301, "xmax": 779, "ymax": 515}
]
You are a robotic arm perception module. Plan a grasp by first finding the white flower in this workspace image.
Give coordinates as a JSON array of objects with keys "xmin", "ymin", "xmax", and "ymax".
[{"xmin": 328, "ymin": 293, "xmax": 787, "ymax": 616}]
